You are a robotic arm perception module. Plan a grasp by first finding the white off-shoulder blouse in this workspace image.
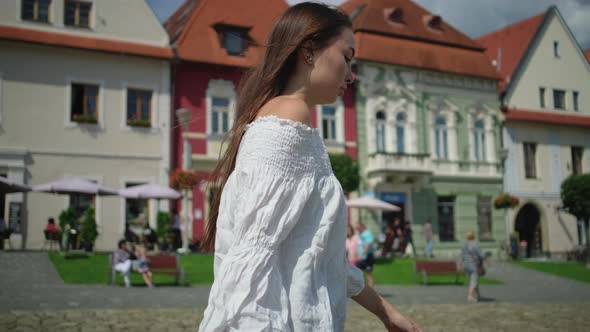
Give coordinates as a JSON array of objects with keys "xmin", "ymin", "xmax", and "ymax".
[{"xmin": 199, "ymin": 116, "xmax": 365, "ymax": 332}]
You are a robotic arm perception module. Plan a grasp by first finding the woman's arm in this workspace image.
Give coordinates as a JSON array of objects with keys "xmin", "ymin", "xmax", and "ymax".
[{"xmin": 352, "ymin": 285, "xmax": 422, "ymax": 332}]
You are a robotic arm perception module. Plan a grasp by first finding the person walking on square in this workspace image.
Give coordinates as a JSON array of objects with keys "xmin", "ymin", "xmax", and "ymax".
[
  {"xmin": 462, "ymin": 231, "xmax": 484, "ymax": 303},
  {"xmin": 197, "ymin": 3, "xmax": 421, "ymax": 332},
  {"xmin": 355, "ymin": 222, "xmax": 376, "ymax": 287},
  {"xmin": 346, "ymin": 224, "xmax": 359, "ymax": 265},
  {"xmin": 423, "ymin": 219, "xmax": 434, "ymax": 258}
]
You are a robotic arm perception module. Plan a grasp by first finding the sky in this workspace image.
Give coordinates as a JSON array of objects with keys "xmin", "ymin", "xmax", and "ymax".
[{"xmin": 146, "ymin": 0, "xmax": 590, "ymax": 50}]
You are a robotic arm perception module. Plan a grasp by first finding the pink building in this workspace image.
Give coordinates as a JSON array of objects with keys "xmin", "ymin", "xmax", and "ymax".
[{"xmin": 165, "ymin": 0, "xmax": 359, "ymax": 245}]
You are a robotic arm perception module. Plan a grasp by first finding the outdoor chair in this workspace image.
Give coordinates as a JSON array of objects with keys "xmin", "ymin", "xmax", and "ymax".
[{"xmin": 43, "ymin": 230, "xmax": 61, "ymax": 251}]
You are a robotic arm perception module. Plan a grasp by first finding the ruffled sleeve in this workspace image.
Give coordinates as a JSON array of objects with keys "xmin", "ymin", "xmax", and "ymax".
[{"xmin": 346, "ymin": 262, "xmax": 366, "ymax": 297}]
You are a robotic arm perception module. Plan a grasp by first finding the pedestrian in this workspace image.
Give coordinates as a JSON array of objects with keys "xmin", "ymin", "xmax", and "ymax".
[
  {"xmin": 355, "ymin": 222, "xmax": 376, "ymax": 287},
  {"xmin": 462, "ymin": 231, "xmax": 485, "ymax": 303},
  {"xmin": 423, "ymin": 219, "xmax": 434, "ymax": 258},
  {"xmin": 170, "ymin": 208, "xmax": 182, "ymax": 251},
  {"xmin": 404, "ymin": 220, "xmax": 415, "ymax": 257},
  {"xmin": 113, "ymin": 239, "xmax": 133, "ymax": 288},
  {"xmin": 197, "ymin": 3, "xmax": 421, "ymax": 331},
  {"xmin": 0, "ymin": 216, "xmax": 7, "ymax": 250},
  {"xmin": 346, "ymin": 224, "xmax": 359, "ymax": 265}
]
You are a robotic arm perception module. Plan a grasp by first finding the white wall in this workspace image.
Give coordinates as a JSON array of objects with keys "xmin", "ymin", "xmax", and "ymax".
[{"xmin": 0, "ymin": 41, "xmax": 171, "ymax": 250}]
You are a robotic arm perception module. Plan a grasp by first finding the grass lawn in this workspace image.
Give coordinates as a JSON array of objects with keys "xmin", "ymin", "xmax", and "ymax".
[
  {"xmin": 49, "ymin": 252, "xmax": 214, "ymax": 287},
  {"xmin": 514, "ymin": 261, "xmax": 590, "ymax": 283},
  {"xmin": 49, "ymin": 253, "xmax": 500, "ymax": 286}
]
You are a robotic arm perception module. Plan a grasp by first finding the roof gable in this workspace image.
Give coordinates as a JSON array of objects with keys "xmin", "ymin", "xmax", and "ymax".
[
  {"xmin": 476, "ymin": 12, "xmax": 544, "ymax": 91},
  {"xmin": 165, "ymin": 0, "xmax": 288, "ymax": 67}
]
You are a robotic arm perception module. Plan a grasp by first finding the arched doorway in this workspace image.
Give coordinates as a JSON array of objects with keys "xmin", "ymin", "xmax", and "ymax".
[{"xmin": 514, "ymin": 203, "xmax": 543, "ymax": 257}]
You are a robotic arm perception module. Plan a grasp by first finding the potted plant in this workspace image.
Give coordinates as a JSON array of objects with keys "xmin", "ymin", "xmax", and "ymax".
[
  {"xmin": 127, "ymin": 119, "xmax": 151, "ymax": 128},
  {"xmin": 80, "ymin": 207, "xmax": 98, "ymax": 252},
  {"xmin": 494, "ymin": 193, "xmax": 519, "ymax": 209},
  {"xmin": 73, "ymin": 114, "xmax": 98, "ymax": 124},
  {"xmin": 170, "ymin": 169, "xmax": 201, "ymax": 190}
]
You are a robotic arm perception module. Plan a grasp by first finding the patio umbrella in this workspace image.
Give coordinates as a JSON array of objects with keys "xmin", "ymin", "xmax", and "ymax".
[
  {"xmin": 118, "ymin": 183, "xmax": 181, "ymax": 200},
  {"xmin": 33, "ymin": 177, "xmax": 117, "ymax": 195},
  {"xmin": 0, "ymin": 176, "xmax": 31, "ymax": 194},
  {"xmin": 346, "ymin": 196, "xmax": 401, "ymax": 211}
]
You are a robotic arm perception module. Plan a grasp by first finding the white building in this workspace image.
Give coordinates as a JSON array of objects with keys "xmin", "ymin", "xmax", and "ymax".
[
  {"xmin": 478, "ymin": 6, "xmax": 590, "ymax": 257},
  {"xmin": 0, "ymin": 0, "xmax": 172, "ymax": 250}
]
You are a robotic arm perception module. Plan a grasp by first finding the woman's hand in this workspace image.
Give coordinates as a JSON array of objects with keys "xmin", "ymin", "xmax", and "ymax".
[
  {"xmin": 383, "ymin": 310, "xmax": 422, "ymax": 332},
  {"xmin": 352, "ymin": 285, "xmax": 422, "ymax": 332}
]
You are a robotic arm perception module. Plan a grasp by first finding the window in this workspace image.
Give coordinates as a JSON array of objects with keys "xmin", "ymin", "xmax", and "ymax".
[
  {"xmin": 553, "ymin": 41, "xmax": 560, "ymax": 58},
  {"xmin": 70, "ymin": 193, "xmax": 94, "ymax": 220},
  {"xmin": 211, "ymin": 97, "xmax": 230, "ymax": 134},
  {"xmin": 375, "ymin": 111, "xmax": 386, "ymax": 152},
  {"xmin": 437, "ymin": 196, "xmax": 455, "ymax": 242},
  {"xmin": 473, "ymin": 119, "xmax": 486, "ymax": 161},
  {"xmin": 539, "ymin": 87, "xmax": 545, "ymax": 108},
  {"xmin": 127, "ymin": 89, "xmax": 152, "ymax": 127},
  {"xmin": 125, "ymin": 183, "xmax": 149, "ymax": 228},
  {"xmin": 434, "ymin": 116, "xmax": 448, "ymax": 159},
  {"xmin": 553, "ymin": 89, "xmax": 565, "ymax": 110},
  {"xmin": 22, "ymin": 0, "xmax": 50, "ymax": 22},
  {"xmin": 321, "ymin": 106, "xmax": 337, "ymax": 141},
  {"xmin": 573, "ymin": 91, "xmax": 579, "ymax": 112},
  {"xmin": 395, "ymin": 112, "xmax": 406, "ymax": 153},
  {"xmin": 523, "ymin": 142, "xmax": 537, "ymax": 179},
  {"xmin": 214, "ymin": 24, "xmax": 249, "ymax": 56},
  {"xmin": 477, "ymin": 196, "xmax": 493, "ymax": 241},
  {"xmin": 572, "ymin": 146, "xmax": 584, "ymax": 175},
  {"xmin": 65, "ymin": 0, "xmax": 91, "ymax": 28},
  {"xmin": 70, "ymin": 83, "xmax": 98, "ymax": 123}
]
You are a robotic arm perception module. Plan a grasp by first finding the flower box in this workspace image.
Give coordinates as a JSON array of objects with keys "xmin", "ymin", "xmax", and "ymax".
[
  {"xmin": 494, "ymin": 193, "xmax": 519, "ymax": 209},
  {"xmin": 127, "ymin": 119, "xmax": 151, "ymax": 128},
  {"xmin": 73, "ymin": 114, "xmax": 98, "ymax": 124}
]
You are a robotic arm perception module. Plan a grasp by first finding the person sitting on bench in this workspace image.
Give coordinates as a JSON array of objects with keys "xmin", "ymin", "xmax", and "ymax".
[{"xmin": 113, "ymin": 239, "xmax": 133, "ymax": 288}]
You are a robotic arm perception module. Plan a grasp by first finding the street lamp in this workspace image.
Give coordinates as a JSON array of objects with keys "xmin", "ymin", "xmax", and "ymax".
[{"xmin": 175, "ymin": 108, "xmax": 192, "ymax": 254}]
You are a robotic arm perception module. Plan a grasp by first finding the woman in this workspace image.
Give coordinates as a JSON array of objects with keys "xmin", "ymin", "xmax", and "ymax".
[
  {"xmin": 346, "ymin": 224, "xmax": 359, "ymax": 265},
  {"xmin": 198, "ymin": 3, "xmax": 421, "ymax": 331},
  {"xmin": 462, "ymin": 231, "xmax": 484, "ymax": 303}
]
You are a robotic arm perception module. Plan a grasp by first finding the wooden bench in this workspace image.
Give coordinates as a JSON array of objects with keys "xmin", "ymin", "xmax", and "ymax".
[
  {"xmin": 414, "ymin": 260, "xmax": 460, "ymax": 285},
  {"xmin": 109, "ymin": 254, "xmax": 186, "ymax": 286}
]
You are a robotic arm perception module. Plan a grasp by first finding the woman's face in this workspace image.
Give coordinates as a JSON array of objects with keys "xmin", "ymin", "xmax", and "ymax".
[{"xmin": 308, "ymin": 28, "xmax": 355, "ymax": 104}]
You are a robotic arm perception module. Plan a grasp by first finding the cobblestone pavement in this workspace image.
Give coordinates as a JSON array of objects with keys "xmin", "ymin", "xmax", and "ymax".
[
  {"xmin": 1, "ymin": 303, "xmax": 588, "ymax": 331},
  {"xmin": 2, "ymin": 252, "xmax": 590, "ymax": 331}
]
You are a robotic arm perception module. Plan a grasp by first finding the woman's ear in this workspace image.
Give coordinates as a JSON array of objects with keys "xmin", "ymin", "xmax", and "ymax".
[{"xmin": 299, "ymin": 40, "xmax": 314, "ymax": 64}]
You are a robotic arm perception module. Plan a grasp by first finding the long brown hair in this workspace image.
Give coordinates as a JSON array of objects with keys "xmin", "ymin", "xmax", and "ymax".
[{"xmin": 201, "ymin": 2, "xmax": 352, "ymax": 252}]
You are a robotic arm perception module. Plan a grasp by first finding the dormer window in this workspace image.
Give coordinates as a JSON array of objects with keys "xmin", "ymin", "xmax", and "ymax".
[
  {"xmin": 424, "ymin": 15, "xmax": 442, "ymax": 30},
  {"xmin": 214, "ymin": 24, "xmax": 251, "ymax": 56},
  {"xmin": 384, "ymin": 7, "xmax": 404, "ymax": 24}
]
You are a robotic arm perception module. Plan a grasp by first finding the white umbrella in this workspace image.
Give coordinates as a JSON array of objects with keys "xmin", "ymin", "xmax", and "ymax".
[
  {"xmin": 33, "ymin": 177, "xmax": 117, "ymax": 195},
  {"xmin": 346, "ymin": 196, "xmax": 400, "ymax": 211},
  {"xmin": 0, "ymin": 176, "xmax": 31, "ymax": 194},
  {"xmin": 118, "ymin": 183, "xmax": 181, "ymax": 200}
]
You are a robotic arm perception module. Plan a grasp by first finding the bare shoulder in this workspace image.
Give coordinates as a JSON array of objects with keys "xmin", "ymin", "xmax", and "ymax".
[{"xmin": 256, "ymin": 96, "xmax": 311, "ymax": 126}]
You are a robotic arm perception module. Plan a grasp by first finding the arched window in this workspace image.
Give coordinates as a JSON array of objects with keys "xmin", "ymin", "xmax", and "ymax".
[
  {"xmin": 376, "ymin": 111, "xmax": 386, "ymax": 152},
  {"xmin": 395, "ymin": 112, "xmax": 406, "ymax": 153},
  {"xmin": 473, "ymin": 119, "xmax": 486, "ymax": 161},
  {"xmin": 434, "ymin": 116, "xmax": 448, "ymax": 159}
]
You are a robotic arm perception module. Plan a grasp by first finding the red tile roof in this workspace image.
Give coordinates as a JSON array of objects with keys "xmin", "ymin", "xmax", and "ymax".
[
  {"xmin": 585, "ymin": 48, "xmax": 590, "ymax": 63},
  {"xmin": 476, "ymin": 13, "xmax": 545, "ymax": 91},
  {"xmin": 165, "ymin": 0, "xmax": 288, "ymax": 67},
  {"xmin": 0, "ymin": 24, "xmax": 173, "ymax": 59},
  {"xmin": 340, "ymin": 0, "xmax": 499, "ymax": 79},
  {"xmin": 503, "ymin": 108, "xmax": 590, "ymax": 128}
]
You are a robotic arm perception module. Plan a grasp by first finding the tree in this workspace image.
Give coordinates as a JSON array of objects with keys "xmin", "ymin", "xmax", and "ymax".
[
  {"xmin": 58, "ymin": 208, "xmax": 76, "ymax": 231},
  {"xmin": 561, "ymin": 174, "xmax": 590, "ymax": 266},
  {"xmin": 80, "ymin": 207, "xmax": 98, "ymax": 252},
  {"xmin": 329, "ymin": 153, "xmax": 360, "ymax": 194}
]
